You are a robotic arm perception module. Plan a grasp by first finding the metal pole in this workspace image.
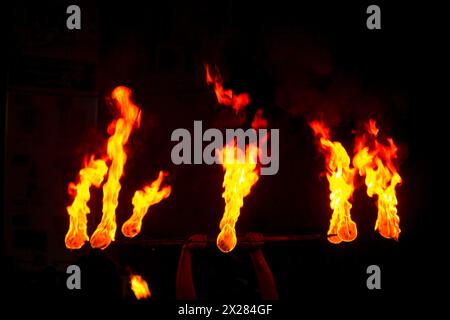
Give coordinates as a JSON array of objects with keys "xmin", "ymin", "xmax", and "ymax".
[{"xmin": 121, "ymin": 234, "xmax": 323, "ymax": 247}]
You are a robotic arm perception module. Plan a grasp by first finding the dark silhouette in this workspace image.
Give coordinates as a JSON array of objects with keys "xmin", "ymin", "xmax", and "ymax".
[{"xmin": 176, "ymin": 233, "xmax": 278, "ymax": 300}]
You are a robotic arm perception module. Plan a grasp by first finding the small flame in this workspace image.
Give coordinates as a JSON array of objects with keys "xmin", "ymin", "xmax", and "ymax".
[
  {"xmin": 65, "ymin": 157, "xmax": 108, "ymax": 249},
  {"xmin": 353, "ymin": 120, "xmax": 402, "ymax": 240},
  {"xmin": 310, "ymin": 121, "xmax": 357, "ymax": 244},
  {"xmin": 122, "ymin": 171, "xmax": 172, "ymax": 238},
  {"xmin": 216, "ymin": 144, "xmax": 260, "ymax": 253},
  {"xmin": 205, "ymin": 64, "xmax": 250, "ymax": 112},
  {"xmin": 90, "ymin": 86, "xmax": 141, "ymax": 249},
  {"xmin": 130, "ymin": 274, "xmax": 151, "ymax": 300},
  {"xmin": 251, "ymin": 109, "xmax": 268, "ymax": 129}
]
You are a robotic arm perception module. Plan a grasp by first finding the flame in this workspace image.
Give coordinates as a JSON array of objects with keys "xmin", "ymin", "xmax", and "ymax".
[
  {"xmin": 205, "ymin": 64, "xmax": 250, "ymax": 112},
  {"xmin": 216, "ymin": 143, "xmax": 260, "ymax": 253},
  {"xmin": 309, "ymin": 121, "xmax": 357, "ymax": 244},
  {"xmin": 251, "ymin": 109, "xmax": 268, "ymax": 129},
  {"xmin": 90, "ymin": 86, "xmax": 141, "ymax": 249},
  {"xmin": 122, "ymin": 171, "xmax": 172, "ymax": 238},
  {"xmin": 65, "ymin": 157, "xmax": 108, "ymax": 249},
  {"xmin": 130, "ymin": 274, "xmax": 151, "ymax": 300},
  {"xmin": 353, "ymin": 120, "xmax": 402, "ymax": 240}
]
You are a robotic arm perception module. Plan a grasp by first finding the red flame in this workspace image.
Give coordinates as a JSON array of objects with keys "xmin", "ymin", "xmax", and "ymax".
[
  {"xmin": 251, "ymin": 109, "xmax": 268, "ymax": 129},
  {"xmin": 205, "ymin": 64, "xmax": 250, "ymax": 112}
]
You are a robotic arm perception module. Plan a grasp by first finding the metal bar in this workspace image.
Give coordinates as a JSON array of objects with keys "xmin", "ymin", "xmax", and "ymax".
[{"xmin": 121, "ymin": 234, "xmax": 323, "ymax": 247}]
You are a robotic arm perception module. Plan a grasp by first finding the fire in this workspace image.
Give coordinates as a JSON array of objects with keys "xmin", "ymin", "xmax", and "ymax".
[
  {"xmin": 216, "ymin": 144, "xmax": 260, "ymax": 253},
  {"xmin": 309, "ymin": 121, "xmax": 357, "ymax": 244},
  {"xmin": 251, "ymin": 109, "xmax": 268, "ymax": 129},
  {"xmin": 353, "ymin": 120, "xmax": 402, "ymax": 240},
  {"xmin": 65, "ymin": 157, "xmax": 108, "ymax": 249},
  {"xmin": 130, "ymin": 274, "xmax": 151, "ymax": 300},
  {"xmin": 205, "ymin": 63, "xmax": 264, "ymax": 252},
  {"xmin": 205, "ymin": 64, "xmax": 250, "ymax": 112},
  {"xmin": 90, "ymin": 86, "xmax": 141, "ymax": 249},
  {"xmin": 122, "ymin": 171, "xmax": 172, "ymax": 238}
]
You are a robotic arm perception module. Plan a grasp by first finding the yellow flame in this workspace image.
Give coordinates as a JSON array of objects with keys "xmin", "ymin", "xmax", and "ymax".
[
  {"xmin": 122, "ymin": 171, "xmax": 172, "ymax": 238},
  {"xmin": 353, "ymin": 120, "xmax": 401, "ymax": 240},
  {"xmin": 310, "ymin": 121, "xmax": 357, "ymax": 244},
  {"xmin": 90, "ymin": 86, "xmax": 141, "ymax": 249},
  {"xmin": 216, "ymin": 144, "xmax": 260, "ymax": 253},
  {"xmin": 65, "ymin": 157, "xmax": 108, "ymax": 249},
  {"xmin": 130, "ymin": 275, "xmax": 151, "ymax": 300}
]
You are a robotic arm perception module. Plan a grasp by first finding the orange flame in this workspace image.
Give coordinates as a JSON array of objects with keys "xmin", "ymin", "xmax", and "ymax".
[
  {"xmin": 309, "ymin": 121, "xmax": 357, "ymax": 244},
  {"xmin": 353, "ymin": 120, "xmax": 402, "ymax": 240},
  {"xmin": 122, "ymin": 171, "xmax": 172, "ymax": 238},
  {"xmin": 65, "ymin": 157, "xmax": 108, "ymax": 249},
  {"xmin": 216, "ymin": 144, "xmax": 260, "ymax": 253},
  {"xmin": 130, "ymin": 274, "xmax": 151, "ymax": 300},
  {"xmin": 205, "ymin": 64, "xmax": 250, "ymax": 112},
  {"xmin": 90, "ymin": 86, "xmax": 141, "ymax": 249}
]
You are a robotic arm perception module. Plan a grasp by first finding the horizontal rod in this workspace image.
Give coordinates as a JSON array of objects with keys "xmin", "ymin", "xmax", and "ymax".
[{"xmin": 121, "ymin": 234, "xmax": 323, "ymax": 247}]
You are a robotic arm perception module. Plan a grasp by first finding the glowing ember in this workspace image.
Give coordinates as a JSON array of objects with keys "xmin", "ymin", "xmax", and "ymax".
[
  {"xmin": 309, "ymin": 120, "xmax": 357, "ymax": 244},
  {"xmin": 90, "ymin": 86, "xmax": 141, "ymax": 249},
  {"xmin": 65, "ymin": 157, "xmax": 108, "ymax": 249},
  {"xmin": 205, "ymin": 64, "xmax": 250, "ymax": 112},
  {"xmin": 216, "ymin": 144, "xmax": 260, "ymax": 253},
  {"xmin": 130, "ymin": 274, "xmax": 151, "ymax": 300},
  {"xmin": 353, "ymin": 120, "xmax": 402, "ymax": 240},
  {"xmin": 122, "ymin": 171, "xmax": 172, "ymax": 238}
]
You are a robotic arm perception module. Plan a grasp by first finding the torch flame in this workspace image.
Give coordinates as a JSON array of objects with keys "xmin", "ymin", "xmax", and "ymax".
[
  {"xmin": 216, "ymin": 144, "xmax": 260, "ymax": 253},
  {"xmin": 122, "ymin": 171, "xmax": 172, "ymax": 238},
  {"xmin": 65, "ymin": 157, "xmax": 108, "ymax": 249},
  {"xmin": 130, "ymin": 274, "xmax": 151, "ymax": 300},
  {"xmin": 90, "ymin": 86, "xmax": 141, "ymax": 249},
  {"xmin": 353, "ymin": 120, "xmax": 402, "ymax": 240},
  {"xmin": 205, "ymin": 64, "xmax": 250, "ymax": 112},
  {"xmin": 309, "ymin": 121, "xmax": 357, "ymax": 244}
]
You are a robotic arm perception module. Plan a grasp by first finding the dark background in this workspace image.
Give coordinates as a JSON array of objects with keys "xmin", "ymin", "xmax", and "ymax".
[{"xmin": 3, "ymin": 0, "xmax": 434, "ymax": 310}]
